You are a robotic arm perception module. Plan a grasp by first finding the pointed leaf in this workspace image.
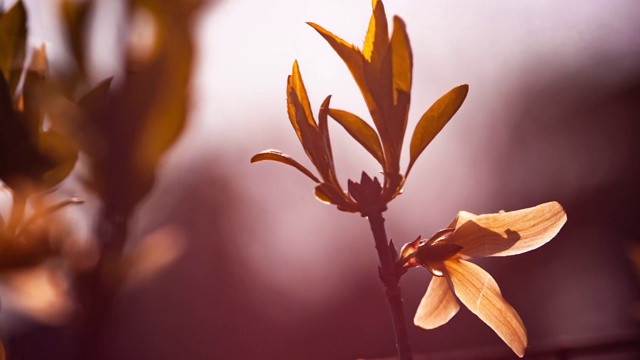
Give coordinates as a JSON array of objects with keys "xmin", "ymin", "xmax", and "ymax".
[
  {"xmin": 445, "ymin": 259, "xmax": 527, "ymax": 357},
  {"xmin": 414, "ymin": 276, "xmax": 460, "ymax": 329},
  {"xmin": 446, "ymin": 202, "xmax": 567, "ymax": 258},
  {"xmin": 287, "ymin": 62, "xmax": 332, "ymax": 181},
  {"xmin": 251, "ymin": 150, "xmax": 320, "ymax": 183},
  {"xmin": 328, "ymin": 108, "xmax": 384, "ymax": 165},
  {"xmin": 363, "ymin": 0, "xmax": 389, "ymax": 64},
  {"xmin": 308, "ymin": 22, "xmax": 365, "ymax": 82},
  {"xmin": 390, "ymin": 16, "xmax": 412, "ymax": 98},
  {"xmin": 407, "ymin": 84, "xmax": 468, "ymax": 175},
  {"xmin": 318, "ymin": 95, "xmax": 334, "ymax": 166}
]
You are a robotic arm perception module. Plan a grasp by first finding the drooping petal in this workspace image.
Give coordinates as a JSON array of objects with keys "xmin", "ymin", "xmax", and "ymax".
[
  {"xmin": 251, "ymin": 150, "xmax": 320, "ymax": 183},
  {"xmin": 328, "ymin": 108, "xmax": 384, "ymax": 165},
  {"xmin": 445, "ymin": 259, "xmax": 527, "ymax": 357},
  {"xmin": 407, "ymin": 84, "xmax": 468, "ymax": 175},
  {"xmin": 414, "ymin": 276, "xmax": 460, "ymax": 330},
  {"xmin": 446, "ymin": 201, "xmax": 567, "ymax": 258}
]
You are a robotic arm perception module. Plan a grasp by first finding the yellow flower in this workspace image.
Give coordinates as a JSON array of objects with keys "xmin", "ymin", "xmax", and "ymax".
[
  {"xmin": 398, "ymin": 201, "xmax": 567, "ymax": 357},
  {"xmin": 253, "ymin": 0, "xmax": 468, "ymax": 211}
]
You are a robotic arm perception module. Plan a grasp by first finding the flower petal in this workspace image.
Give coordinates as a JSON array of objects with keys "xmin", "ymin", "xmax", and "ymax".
[
  {"xmin": 414, "ymin": 275, "xmax": 460, "ymax": 330},
  {"xmin": 407, "ymin": 84, "xmax": 468, "ymax": 176},
  {"xmin": 446, "ymin": 201, "xmax": 567, "ymax": 258},
  {"xmin": 251, "ymin": 150, "xmax": 320, "ymax": 183},
  {"xmin": 445, "ymin": 259, "xmax": 527, "ymax": 357},
  {"xmin": 328, "ymin": 108, "xmax": 384, "ymax": 165}
]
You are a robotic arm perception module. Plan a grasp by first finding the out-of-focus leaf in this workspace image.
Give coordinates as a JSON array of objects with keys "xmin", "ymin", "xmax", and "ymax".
[
  {"xmin": 0, "ymin": 265, "xmax": 73, "ymax": 325},
  {"xmin": 119, "ymin": 226, "xmax": 185, "ymax": 290},
  {"xmin": 328, "ymin": 108, "xmax": 384, "ymax": 165},
  {"xmin": 37, "ymin": 131, "xmax": 78, "ymax": 188},
  {"xmin": 76, "ymin": 0, "xmax": 203, "ymax": 214},
  {"xmin": 407, "ymin": 84, "xmax": 468, "ymax": 175},
  {"xmin": 61, "ymin": 0, "xmax": 93, "ymax": 75},
  {"xmin": 251, "ymin": 150, "xmax": 320, "ymax": 183},
  {"xmin": 0, "ymin": 0, "xmax": 27, "ymax": 95}
]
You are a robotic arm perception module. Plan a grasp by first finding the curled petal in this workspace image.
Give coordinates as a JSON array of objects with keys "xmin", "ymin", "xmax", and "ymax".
[
  {"xmin": 445, "ymin": 259, "xmax": 527, "ymax": 357},
  {"xmin": 407, "ymin": 84, "xmax": 468, "ymax": 176},
  {"xmin": 251, "ymin": 150, "xmax": 320, "ymax": 183},
  {"xmin": 446, "ymin": 201, "xmax": 567, "ymax": 258},
  {"xmin": 414, "ymin": 276, "xmax": 459, "ymax": 330}
]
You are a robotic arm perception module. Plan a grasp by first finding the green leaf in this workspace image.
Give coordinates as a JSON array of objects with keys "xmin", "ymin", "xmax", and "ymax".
[
  {"xmin": 0, "ymin": 0, "xmax": 27, "ymax": 95},
  {"xmin": 251, "ymin": 150, "xmax": 320, "ymax": 183},
  {"xmin": 407, "ymin": 84, "xmax": 468, "ymax": 175},
  {"xmin": 328, "ymin": 108, "xmax": 384, "ymax": 165}
]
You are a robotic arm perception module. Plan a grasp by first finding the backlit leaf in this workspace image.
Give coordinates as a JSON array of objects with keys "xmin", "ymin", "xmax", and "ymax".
[
  {"xmin": 390, "ymin": 16, "xmax": 412, "ymax": 99},
  {"xmin": 363, "ymin": 0, "xmax": 388, "ymax": 64},
  {"xmin": 407, "ymin": 84, "xmax": 468, "ymax": 175},
  {"xmin": 328, "ymin": 108, "xmax": 384, "ymax": 165},
  {"xmin": 251, "ymin": 150, "xmax": 320, "ymax": 183},
  {"xmin": 0, "ymin": 0, "xmax": 27, "ymax": 95}
]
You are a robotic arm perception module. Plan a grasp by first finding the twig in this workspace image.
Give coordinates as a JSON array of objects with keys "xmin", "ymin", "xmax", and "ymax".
[{"xmin": 367, "ymin": 211, "xmax": 413, "ymax": 360}]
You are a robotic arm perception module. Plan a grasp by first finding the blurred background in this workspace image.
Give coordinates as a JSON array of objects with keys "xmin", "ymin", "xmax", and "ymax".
[{"xmin": 2, "ymin": 0, "xmax": 640, "ymax": 359}]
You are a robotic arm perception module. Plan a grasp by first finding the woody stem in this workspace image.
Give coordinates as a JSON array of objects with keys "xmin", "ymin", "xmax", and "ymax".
[{"xmin": 367, "ymin": 211, "xmax": 413, "ymax": 360}]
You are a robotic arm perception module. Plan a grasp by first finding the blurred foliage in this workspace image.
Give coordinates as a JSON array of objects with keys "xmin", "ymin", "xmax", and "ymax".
[{"xmin": 0, "ymin": 1, "xmax": 205, "ymax": 357}]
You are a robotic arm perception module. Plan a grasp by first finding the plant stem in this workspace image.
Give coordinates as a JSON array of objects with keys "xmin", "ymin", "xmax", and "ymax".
[
  {"xmin": 367, "ymin": 211, "xmax": 413, "ymax": 360},
  {"xmin": 76, "ymin": 207, "xmax": 128, "ymax": 360}
]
